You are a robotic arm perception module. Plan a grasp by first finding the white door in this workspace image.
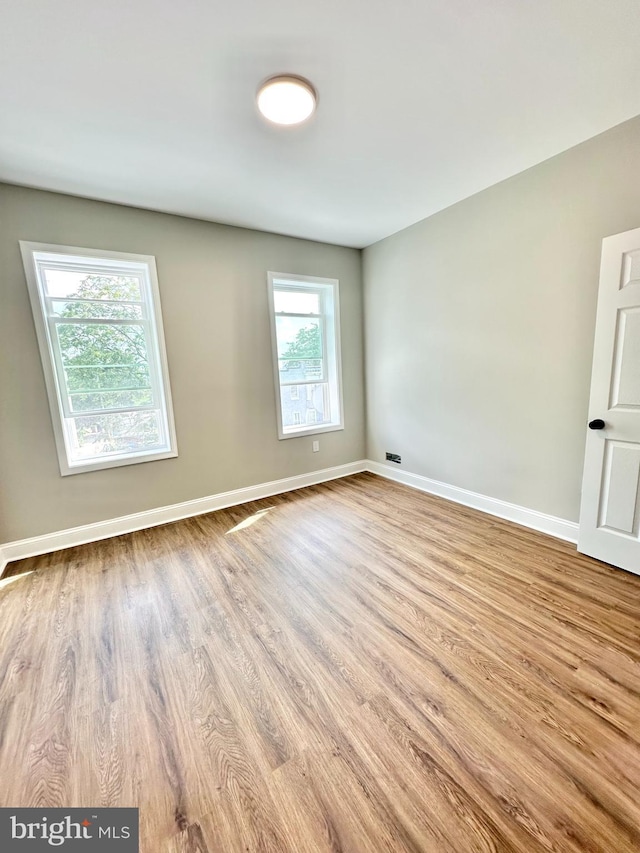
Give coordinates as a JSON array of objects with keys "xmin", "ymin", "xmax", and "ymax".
[{"xmin": 579, "ymin": 227, "xmax": 640, "ymax": 575}]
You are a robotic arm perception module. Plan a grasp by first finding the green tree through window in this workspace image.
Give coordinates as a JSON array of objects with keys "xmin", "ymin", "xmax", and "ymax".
[
  {"xmin": 56, "ymin": 275, "xmax": 158, "ymax": 451},
  {"xmin": 282, "ymin": 323, "xmax": 321, "ymax": 359}
]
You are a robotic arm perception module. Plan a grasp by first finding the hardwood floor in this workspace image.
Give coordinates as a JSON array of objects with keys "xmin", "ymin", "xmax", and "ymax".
[{"xmin": 1, "ymin": 472, "xmax": 639, "ymax": 852}]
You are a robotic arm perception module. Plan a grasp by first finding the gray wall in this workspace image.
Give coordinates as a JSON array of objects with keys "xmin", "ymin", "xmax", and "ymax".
[
  {"xmin": 363, "ymin": 115, "xmax": 640, "ymax": 523},
  {"xmin": 0, "ymin": 184, "xmax": 365, "ymax": 542}
]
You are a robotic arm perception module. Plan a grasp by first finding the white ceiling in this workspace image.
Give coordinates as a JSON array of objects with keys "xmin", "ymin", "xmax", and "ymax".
[{"xmin": 2, "ymin": 0, "xmax": 640, "ymax": 248}]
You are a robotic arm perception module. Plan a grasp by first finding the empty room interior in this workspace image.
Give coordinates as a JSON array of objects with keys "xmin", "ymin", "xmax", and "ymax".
[{"xmin": 2, "ymin": 1, "xmax": 640, "ymax": 851}]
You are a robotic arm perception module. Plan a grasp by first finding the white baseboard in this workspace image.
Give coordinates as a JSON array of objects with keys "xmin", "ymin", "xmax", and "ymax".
[
  {"xmin": 0, "ymin": 458, "xmax": 579, "ymax": 575},
  {"xmin": 366, "ymin": 460, "xmax": 579, "ymax": 543},
  {"xmin": 0, "ymin": 461, "xmax": 368, "ymax": 574}
]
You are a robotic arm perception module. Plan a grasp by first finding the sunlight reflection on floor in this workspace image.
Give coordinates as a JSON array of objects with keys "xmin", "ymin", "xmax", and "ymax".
[
  {"xmin": 225, "ymin": 507, "xmax": 272, "ymax": 535},
  {"xmin": 0, "ymin": 570, "xmax": 34, "ymax": 591}
]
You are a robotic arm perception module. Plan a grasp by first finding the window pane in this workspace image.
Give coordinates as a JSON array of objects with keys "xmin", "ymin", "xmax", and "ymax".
[
  {"xmin": 275, "ymin": 316, "xmax": 322, "ymax": 356},
  {"xmin": 276, "ymin": 315, "xmax": 323, "ymax": 382},
  {"xmin": 274, "ymin": 289, "xmax": 319, "ymax": 314},
  {"xmin": 66, "ymin": 410, "xmax": 163, "ymax": 461},
  {"xmin": 56, "ymin": 322, "xmax": 153, "ymax": 412},
  {"xmin": 42, "ymin": 269, "xmax": 142, "ymax": 301},
  {"xmin": 50, "ymin": 299, "xmax": 143, "ymax": 320},
  {"xmin": 64, "ymin": 362, "xmax": 151, "ymax": 393},
  {"xmin": 281, "ymin": 383, "xmax": 329, "ymax": 431}
]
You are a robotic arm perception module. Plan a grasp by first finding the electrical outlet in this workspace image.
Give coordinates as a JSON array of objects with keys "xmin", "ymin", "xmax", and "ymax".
[
  {"xmin": 312, "ymin": 440, "xmax": 320, "ymax": 452},
  {"xmin": 385, "ymin": 452, "xmax": 401, "ymax": 464}
]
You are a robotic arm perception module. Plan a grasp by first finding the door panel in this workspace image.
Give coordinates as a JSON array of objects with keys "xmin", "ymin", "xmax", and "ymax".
[
  {"xmin": 610, "ymin": 308, "xmax": 640, "ymax": 409},
  {"xmin": 578, "ymin": 227, "xmax": 640, "ymax": 574},
  {"xmin": 598, "ymin": 442, "xmax": 640, "ymax": 534}
]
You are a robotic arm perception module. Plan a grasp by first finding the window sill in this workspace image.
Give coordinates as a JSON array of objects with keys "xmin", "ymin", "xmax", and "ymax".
[
  {"xmin": 278, "ymin": 423, "xmax": 344, "ymax": 441},
  {"xmin": 60, "ymin": 448, "xmax": 178, "ymax": 476}
]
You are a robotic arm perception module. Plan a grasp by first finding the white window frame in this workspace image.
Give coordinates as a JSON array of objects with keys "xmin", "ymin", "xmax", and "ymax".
[
  {"xmin": 20, "ymin": 241, "xmax": 178, "ymax": 476},
  {"xmin": 267, "ymin": 271, "xmax": 344, "ymax": 439}
]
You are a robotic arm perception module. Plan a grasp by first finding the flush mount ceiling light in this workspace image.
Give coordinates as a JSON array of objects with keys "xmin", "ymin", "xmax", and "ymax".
[{"xmin": 256, "ymin": 76, "xmax": 317, "ymax": 126}]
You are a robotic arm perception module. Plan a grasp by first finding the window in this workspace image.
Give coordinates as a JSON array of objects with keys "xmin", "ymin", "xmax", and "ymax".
[
  {"xmin": 20, "ymin": 242, "xmax": 178, "ymax": 475},
  {"xmin": 268, "ymin": 272, "xmax": 343, "ymax": 439},
  {"xmin": 290, "ymin": 385, "xmax": 299, "ymax": 400}
]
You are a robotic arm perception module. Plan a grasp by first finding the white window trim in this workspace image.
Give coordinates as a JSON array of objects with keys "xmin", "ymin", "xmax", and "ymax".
[
  {"xmin": 267, "ymin": 271, "xmax": 344, "ymax": 440},
  {"xmin": 20, "ymin": 241, "xmax": 178, "ymax": 476}
]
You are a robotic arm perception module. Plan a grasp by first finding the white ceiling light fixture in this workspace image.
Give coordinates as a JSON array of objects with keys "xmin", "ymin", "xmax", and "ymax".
[{"xmin": 257, "ymin": 76, "xmax": 317, "ymax": 126}]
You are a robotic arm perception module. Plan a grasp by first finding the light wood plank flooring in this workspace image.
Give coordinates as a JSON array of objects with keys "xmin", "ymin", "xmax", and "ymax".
[{"xmin": 1, "ymin": 473, "xmax": 639, "ymax": 852}]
